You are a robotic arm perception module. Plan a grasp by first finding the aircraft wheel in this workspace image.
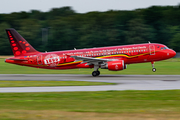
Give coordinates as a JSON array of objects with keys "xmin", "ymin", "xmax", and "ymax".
[
  {"xmin": 97, "ymin": 71, "xmax": 100, "ymax": 76},
  {"xmin": 152, "ymin": 68, "xmax": 156, "ymax": 72},
  {"xmin": 92, "ymin": 71, "xmax": 99, "ymax": 77}
]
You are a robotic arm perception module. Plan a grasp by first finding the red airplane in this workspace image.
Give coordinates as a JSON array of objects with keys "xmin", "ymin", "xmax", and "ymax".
[{"xmin": 5, "ymin": 28, "xmax": 176, "ymax": 76}]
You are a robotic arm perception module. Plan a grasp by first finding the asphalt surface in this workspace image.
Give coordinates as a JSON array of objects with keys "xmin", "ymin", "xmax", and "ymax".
[{"xmin": 0, "ymin": 74, "xmax": 180, "ymax": 93}]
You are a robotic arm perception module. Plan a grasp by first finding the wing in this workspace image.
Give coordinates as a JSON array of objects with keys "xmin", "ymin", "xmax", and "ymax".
[{"xmin": 71, "ymin": 56, "xmax": 115, "ymax": 65}]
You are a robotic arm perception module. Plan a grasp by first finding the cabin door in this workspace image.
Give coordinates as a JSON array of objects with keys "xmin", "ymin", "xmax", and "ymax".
[
  {"xmin": 37, "ymin": 55, "xmax": 43, "ymax": 65},
  {"xmin": 149, "ymin": 45, "xmax": 155, "ymax": 55}
]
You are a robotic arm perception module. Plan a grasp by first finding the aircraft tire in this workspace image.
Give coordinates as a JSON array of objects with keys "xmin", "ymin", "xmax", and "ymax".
[
  {"xmin": 97, "ymin": 71, "xmax": 100, "ymax": 76},
  {"xmin": 152, "ymin": 68, "xmax": 156, "ymax": 72},
  {"xmin": 92, "ymin": 71, "xmax": 99, "ymax": 77}
]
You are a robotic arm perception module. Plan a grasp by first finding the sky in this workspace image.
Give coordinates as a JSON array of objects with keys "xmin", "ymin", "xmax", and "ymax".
[{"xmin": 0, "ymin": 0, "xmax": 180, "ymax": 14}]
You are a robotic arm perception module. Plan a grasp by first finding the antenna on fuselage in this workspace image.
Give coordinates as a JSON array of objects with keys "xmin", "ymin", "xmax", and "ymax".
[
  {"xmin": 74, "ymin": 48, "xmax": 76, "ymax": 50},
  {"xmin": 148, "ymin": 41, "xmax": 151, "ymax": 44}
]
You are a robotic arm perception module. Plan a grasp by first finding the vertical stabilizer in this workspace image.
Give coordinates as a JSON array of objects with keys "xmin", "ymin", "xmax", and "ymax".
[{"xmin": 6, "ymin": 28, "xmax": 39, "ymax": 56}]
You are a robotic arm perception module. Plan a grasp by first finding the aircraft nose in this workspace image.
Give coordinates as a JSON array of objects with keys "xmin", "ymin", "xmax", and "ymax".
[{"xmin": 168, "ymin": 49, "xmax": 176, "ymax": 58}]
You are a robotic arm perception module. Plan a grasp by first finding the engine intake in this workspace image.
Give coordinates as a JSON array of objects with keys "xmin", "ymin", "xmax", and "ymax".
[{"xmin": 101, "ymin": 60, "xmax": 126, "ymax": 71}]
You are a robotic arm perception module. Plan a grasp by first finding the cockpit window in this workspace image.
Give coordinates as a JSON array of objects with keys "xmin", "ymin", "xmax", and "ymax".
[{"xmin": 161, "ymin": 47, "xmax": 169, "ymax": 50}]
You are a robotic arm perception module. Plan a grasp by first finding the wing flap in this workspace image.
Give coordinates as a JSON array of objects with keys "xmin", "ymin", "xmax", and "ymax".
[
  {"xmin": 71, "ymin": 56, "xmax": 115, "ymax": 65},
  {"xmin": 71, "ymin": 56, "xmax": 110, "ymax": 62}
]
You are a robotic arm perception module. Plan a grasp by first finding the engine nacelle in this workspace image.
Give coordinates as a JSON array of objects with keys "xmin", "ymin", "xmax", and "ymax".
[{"xmin": 101, "ymin": 60, "xmax": 126, "ymax": 71}]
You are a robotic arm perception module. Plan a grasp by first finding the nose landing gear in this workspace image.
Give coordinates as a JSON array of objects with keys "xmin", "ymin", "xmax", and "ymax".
[
  {"xmin": 151, "ymin": 61, "xmax": 156, "ymax": 72},
  {"xmin": 152, "ymin": 68, "xmax": 156, "ymax": 72}
]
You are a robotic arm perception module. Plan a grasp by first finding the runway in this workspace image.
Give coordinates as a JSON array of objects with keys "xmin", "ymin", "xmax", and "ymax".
[{"xmin": 0, "ymin": 74, "xmax": 180, "ymax": 93}]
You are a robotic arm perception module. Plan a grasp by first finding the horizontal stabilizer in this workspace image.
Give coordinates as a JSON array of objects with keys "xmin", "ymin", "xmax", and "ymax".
[{"xmin": 7, "ymin": 58, "xmax": 28, "ymax": 61}]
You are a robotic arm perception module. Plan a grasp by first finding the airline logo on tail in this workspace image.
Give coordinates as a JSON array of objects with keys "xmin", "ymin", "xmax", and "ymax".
[
  {"xmin": 7, "ymin": 31, "xmax": 30, "ymax": 56},
  {"xmin": 6, "ymin": 28, "xmax": 39, "ymax": 56}
]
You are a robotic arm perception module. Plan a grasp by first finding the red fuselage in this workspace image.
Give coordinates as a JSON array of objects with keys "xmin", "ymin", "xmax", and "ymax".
[
  {"xmin": 4, "ymin": 28, "xmax": 176, "ymax": 76},
  {"xmin": 5, "ymin": 43, "xmax": 176, "ymax": 69}
]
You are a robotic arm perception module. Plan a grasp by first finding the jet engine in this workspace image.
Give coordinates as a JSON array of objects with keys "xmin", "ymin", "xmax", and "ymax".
[{"xmin": 101, "ymin": 60, "xmax": 126, "ymax": 71}]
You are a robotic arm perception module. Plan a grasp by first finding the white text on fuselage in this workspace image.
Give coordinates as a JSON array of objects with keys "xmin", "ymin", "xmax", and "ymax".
[
  {"xmin": 64, "ymin": 46, "xmax": 147, "ymax": 55},
  {"xmin": 44, "ymin": 54, "xmax": 60, "ymax": 67}
]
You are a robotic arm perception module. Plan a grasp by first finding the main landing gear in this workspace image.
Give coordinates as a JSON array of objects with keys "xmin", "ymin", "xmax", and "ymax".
[
  {"xmin": 151, "ymin": 61, "xmax": 156, "ymax": 72},
  {"xmin": 92, "ymin": 70, "xmax": 100, "ymax": 77},
  {"xmin": 92, "ymin": 64, "xmax": 100, "ymax": 77}
]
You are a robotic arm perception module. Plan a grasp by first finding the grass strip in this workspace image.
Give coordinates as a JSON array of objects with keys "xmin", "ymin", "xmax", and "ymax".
[
  {"xmin": 0, "ymin": 90, "xmax": 180, "ymax": 113},
  {"xmin": 0, "ymin": 80, "xmax": 115, "ymax": 87},
  {"xmin": 1, "ymin": 58, "xmax": 180, "ymax": 75}
]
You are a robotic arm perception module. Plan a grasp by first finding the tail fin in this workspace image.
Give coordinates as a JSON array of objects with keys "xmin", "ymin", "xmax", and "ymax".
[{"xmin": 6, "ymin": 28, "xmax": 40, "ymax": 56}]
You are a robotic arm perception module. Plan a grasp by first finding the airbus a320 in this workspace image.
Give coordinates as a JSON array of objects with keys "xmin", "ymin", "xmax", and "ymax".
[{"xmin": 5, "ymin": 28, "xmax": 176, "ymax": 76}]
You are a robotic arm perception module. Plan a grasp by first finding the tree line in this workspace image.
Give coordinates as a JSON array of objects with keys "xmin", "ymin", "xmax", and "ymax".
[{"xmin": 0, "ymin": 5, "xmax": 180, "ymax": 55}]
